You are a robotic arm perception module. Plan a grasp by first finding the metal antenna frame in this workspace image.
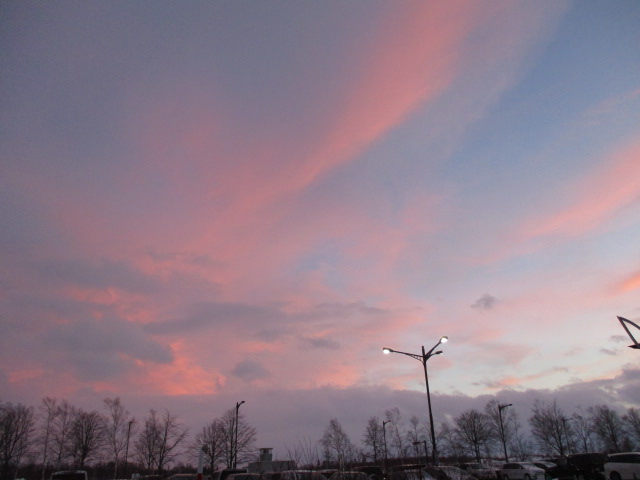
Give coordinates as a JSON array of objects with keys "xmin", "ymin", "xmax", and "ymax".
[{"xmin": 618, "ymin": 316, "xmax": 640, "ymax": 349}]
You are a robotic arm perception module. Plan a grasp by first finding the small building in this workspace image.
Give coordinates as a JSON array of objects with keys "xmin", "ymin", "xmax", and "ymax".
[{"xmin": 248, "ymin": 448, "xmax": 296, "ymax": 473}]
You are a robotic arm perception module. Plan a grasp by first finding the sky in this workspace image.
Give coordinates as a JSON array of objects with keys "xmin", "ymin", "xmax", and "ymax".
[{"xmin": 1, "ymin": 0, "xmax": 640, "ymax": 461}]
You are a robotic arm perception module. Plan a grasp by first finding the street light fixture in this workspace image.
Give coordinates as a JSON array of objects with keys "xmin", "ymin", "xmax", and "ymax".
[
  {"xmin": 382, "ymin": 335, "xmax": 448, "ymax": 466},
  {"xmin": 382, "ymin": 420, "xmax": 390, "ymax": 474},
  {"xmin": 234, "ymin": 401, "xmax": 245, "ymax": 468},
  {"xmin": 412, "ymin": 440, "xmax": 428, "ymax": 464},
  {"xmin": 497, "ymin": 403, "xmax": 512, "ymax": 462},
  {"xmin": 561, "ymin": 416, "xmax": 573, "ymax": 455}
]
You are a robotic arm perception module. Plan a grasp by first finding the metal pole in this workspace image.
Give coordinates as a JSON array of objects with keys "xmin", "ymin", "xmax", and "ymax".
[
  {"xmin": 498, "ymin": 404, "xmax": 512, "ymax": 462},
  {"xmin": 422, "ymin": 346, "xmax": 438, "ymax": 466},
  {"xmin": 234, "ymin": 401, "xmax": 245, "ymax": 468},
  {"xmin": 123, "ymin": 419, "xmax": 133, "ymax": 478},
  {"xmin": 382, "ymin": 337, "xmax": 447, "ymax": 467},
  {"xmin": 383, "ymin": 420, "xmax": 389, "ymax": 475},
  {"xmin": 562, "ymin": 417, "xmax": 572, "ymax": 455}
]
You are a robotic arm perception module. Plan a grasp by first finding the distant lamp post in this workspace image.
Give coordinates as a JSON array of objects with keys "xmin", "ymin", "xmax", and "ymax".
[
  {"xmin": 123, "ymin": 419, "xmax": 134, "ymax": 478},
  {"xmin": 617, "ymin": 316, "xmax": 640, "ymax": 349},
  {"xmin": 382, "ymin": 420, "xmax": 390, "ymax": 473},
  {"xmin": 383, "ymin": 335, "xmax": 448, "ymax": 466},
  {"xmin": 561, "ymin": 416, "xmax": 573, "ymax": 455},
  {"xmin": 413, "ymin": 440, "xmax": 428, "ymax": 464},
  {"xmin": 497, "ymin": 403, "xmax": 512, "ymax": 462},
  {"xmin": 234, "ymin": 401, "xmax": 245, "ymax": 468}
]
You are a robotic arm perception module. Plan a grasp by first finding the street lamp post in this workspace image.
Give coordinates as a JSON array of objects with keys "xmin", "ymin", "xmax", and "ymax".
[
  {"xmin": 412, "ymin": 440, "xmax": 428, "ymax": 464},
  {"xmin": 382, "ymin": 420, "xmax": 390, "ymax": 474},
  {"xmin": 383, "ymin": 335, "xmax": 448, "ymax": 466},
  {"xmin": 561, "ymin": 416, "xmax": 573, "ymax": 455},
  {"xmin": 497, "ymin": 404, "xmax": 512, "ymax": 462},
  {"xmin": 123, "ymin": 419, "xmax": 134, "ymax": 478},
  {"xmin": 234, "ymin": 401, "xmax": 245, "ymax": 468}
]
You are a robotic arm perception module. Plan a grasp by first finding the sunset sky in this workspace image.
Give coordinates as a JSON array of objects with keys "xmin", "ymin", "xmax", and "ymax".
[{"xmin": 1, "ymin": 0, "xmax": 639, "ymax": 458}]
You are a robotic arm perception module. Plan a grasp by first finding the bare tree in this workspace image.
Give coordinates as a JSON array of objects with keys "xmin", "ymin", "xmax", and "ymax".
[
  {"xmin": 218, "ymin": 408, "xmax": 257, "ymax": 468},
  {"xmin": 0, "ymin": 401, "xmax": 35, "ymax": 480},
  {"xmin": 454, "ymin": 409, "xmax": 492, "ymax": 462},
  {"xmin": 529, "ymin": 400, "xmax": 569, "ymax": 456},
  {"xmin": 571, "ymin": 411, "xmax": 595, "ymax": 453},
  {"xmin": 134, "ymin": 409, "xmax": 188, "ymax": 473},
  {"xmin": 588, "ymin": 405, "xmax": 625, "ymax": 453},
  {"xmin": 154, "ymin": 409, "xmax": 189, "ymax": 472},
  {"xmin": 234, "ymin": 412, "xmax": 257, "ymax": 467},
  {"xmin": 284, "ymin": 437, "xmax": 319, "ymax": 469},
  {"xmin": 437, "ymin": 422, "xmax": 464, "ymax": 461},
  {"xmin": 485, "ymin": 400, "xmax": 515, "ymax": 461},
  {"xmin": 623, "ymin": 408, "xmax": 640, "ymax": 449},
  {"xmin": 509, "ymin": 412, "xmax": 531, "ymax": 461},
  {"xmin": 194, "ymin": 419, "xmax": 226, "ymax": 473},
  {"xmin": 406, "ymin": 415, "xmax": 427, "ymax": 460},
  {"xmin": 69, "ymin": 409, "xmax": 105, "ymax": 468},
  {"xmin": 219, "ymin": 409, "xmax": 235, "ymax": 468},
  {"xmin": 384, "ymin": 408, "xmax": 405, "ymax": 458},
  {"xmin": 104, "ymin": 397, "xmax": 134, "ymax": 479},
  {"xmin": 320, "ymin": 418, "xmax": 354, "ymax": 468},
  {"xmin": 38, "ymin": 397, "xmax": 58, "ymax": 480},
  {"xmin": 361, "ymin": 416, "xmax": 384, "ymax": 464},
  {"xmin": 135, "ymin": 409, "xmax": 160, "ymax": 472},
  {"xmin": 51, "ymin": 400, "xmax": 76, "ymax": 470}
]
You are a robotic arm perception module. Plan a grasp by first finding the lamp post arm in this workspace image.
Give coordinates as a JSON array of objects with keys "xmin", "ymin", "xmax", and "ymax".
[
  {"xmin": 385, "ymin": 348, "xmax": 423, "ymax": 362},
  {"xmin": 424, "ymin": 340, "xmax": 442, "ymax": 359}
]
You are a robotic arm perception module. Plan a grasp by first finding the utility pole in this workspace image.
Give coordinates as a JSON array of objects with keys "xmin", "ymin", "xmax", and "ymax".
[
  {"xmin": 234, "ymin": 401, "xmax": 245, "ymax": 468},
  {"xmin": 498, "ymin": 404, "xmax": 512, "ymax": 462}
]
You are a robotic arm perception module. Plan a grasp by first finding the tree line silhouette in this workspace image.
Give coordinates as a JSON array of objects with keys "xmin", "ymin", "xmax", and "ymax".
[{"xmin": 1, "ymin": 396, "xmax": 639, "ymax": 480}]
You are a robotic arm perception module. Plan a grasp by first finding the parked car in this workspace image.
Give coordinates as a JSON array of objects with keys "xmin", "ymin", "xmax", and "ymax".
[
  {"xmin": 497, "ymin": 463, "xmax": 545, "ymax": 480},
  {"xmin": 259, "ymin": 474, "xmax": 282, "ymax": 480},
  {"xmin": 567, "ymin": 453, "xmax": 608, "ymax": 480},
  {"xmin": 459, "ymin": 463, "xmax": 496, "ymax": 480},
  {"xmin": 317, "ymin": 472, "xmax": 337, "ymax": 480},
  {"xmin": 390, "ymin": 465, "xmax": 428, "ymax": 480},
  {"xmin": 51, "ymin": 472, "xmax": 88, "ymax": 480},
  {"xmin": 605, "ymin": 452, "xmax": 640, "ymax": 480},
  {"xmin": 214, "ymin": 470, "xmax": 249, "ymax": 480},
  {"xmin": 227, "ymin": 474, "xmax": 261, "ymax": 480},
  {"xmin": 427, "ymin": 466, "xmax": 478, "ymax": 480},
  {"xmin": 531, "ymin": 462, "xmax": 558, "ymax": 480},
  {"xmin": 280, "ymin": 471, "xmax": 326, "ymax": 480},
  {"xmin": 354, "ymin": 465, "xmax": 385, "ymax": 480},
  {"xmin": 328, "ymin": 471, "xmax": 370, "ymax": 480}
]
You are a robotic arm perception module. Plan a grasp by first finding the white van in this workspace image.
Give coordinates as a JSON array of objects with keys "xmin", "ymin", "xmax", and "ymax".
[{"xmin": 605, "ymin": 452, "xmax": 640, "ymax": 480}]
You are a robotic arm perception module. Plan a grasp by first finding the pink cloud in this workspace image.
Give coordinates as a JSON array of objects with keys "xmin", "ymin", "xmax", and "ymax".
[
  {"xmin": 130, "ymin": 341, "xmax": 225, "ymax": 396},
  {"xmin": 519, "ymin": 141, "xmax": 640, "ymax": 240},
  {"xmin": 614, "ymin": 271, "xmax": 640, "ymax": 294}
]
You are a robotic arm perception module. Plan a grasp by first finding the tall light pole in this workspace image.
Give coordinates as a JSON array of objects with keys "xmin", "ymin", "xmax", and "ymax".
[
  {"xmin": 234, "ymin": 401, "xmax": 245, "ymax": 468},
  {"xmin": 383, "ymin": 335, "xmax": 448, "ymax": 466},
  {"xmin": 498, "ymin": 404, "xmax": 512, "ymax": 462},
  {"xmin": 382, "ymin": 420, "xmax": 390, "ymax": 474}
]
